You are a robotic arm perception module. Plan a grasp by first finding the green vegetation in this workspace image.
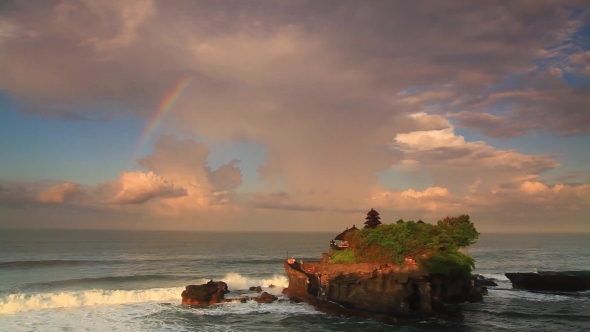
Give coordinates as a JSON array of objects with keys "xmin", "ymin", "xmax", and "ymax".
[
  {"xmin": 328, "ymin": 248, "xmax": 358, "ymax": 263},
  {"xmin": 327, "ymin": 214, "xmax": 479, "ymax": 277}
]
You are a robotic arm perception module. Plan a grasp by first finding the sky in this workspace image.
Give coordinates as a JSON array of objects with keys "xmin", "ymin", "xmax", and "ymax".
[{"xmin": 0, "ymin": 0, "xmax": 589, "ymax": 233}]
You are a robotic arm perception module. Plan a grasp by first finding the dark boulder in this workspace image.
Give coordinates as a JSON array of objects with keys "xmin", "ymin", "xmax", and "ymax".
[
  {"xmin": 249, "ymin": 286, "xmax": 263, "ymax": 292},
  {"xmin": 505, "ymin": 272, "xmax": 590, "ymax": 292},
  {"xmin": 181, "ymin": 280, "xmax": 229, "ymax": 305},
  {"xmin": 472, "ymin": 274, "xmax": 498, "ymax": 287},
  {"xmin": 253, "ymin": 291, "xmax": 278, "ymax": 303}
]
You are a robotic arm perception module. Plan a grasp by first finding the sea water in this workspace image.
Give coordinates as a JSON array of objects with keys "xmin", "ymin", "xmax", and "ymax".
[{"xmin": 0, "ymin": 230, "xmax": 588, "ymax": 331}]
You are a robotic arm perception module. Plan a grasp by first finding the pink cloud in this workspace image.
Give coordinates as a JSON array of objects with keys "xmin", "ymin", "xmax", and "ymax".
[
  {"xmin": 110, "ymin": 171, "xmax": 186, "ymax": 205},
  {"xmin": 35, "ymin": 182, "xmax": 83, "ymax": 203}
]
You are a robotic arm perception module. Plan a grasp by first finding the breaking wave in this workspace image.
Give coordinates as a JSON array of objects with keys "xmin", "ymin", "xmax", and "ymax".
[
  {"xmin": 481, "ymin": 273, "xmax": 510, "ymax": 281},
  {"xmin": 0, "ymin": 287, "xmax": 183, "ymax": 314},
  {"xmin": 0, "ymin": 272, "xmax": 289, "ymax": 314},
  {"xmin": 215, "ymin": 273, "xmax": 289, "ymax": 292}
]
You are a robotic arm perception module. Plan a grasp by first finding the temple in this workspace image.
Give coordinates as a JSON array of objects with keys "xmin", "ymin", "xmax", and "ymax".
[
  {"xmin": 330, "ymin": 225, "xmax": 358, "ymax": 250},
  {"xmin": 330, "ymin": 208, "xmax": 383, "ymax": 248},
  {"xmin": 364, "ymin": 208, "xmax": 382, "ymax": 228}
]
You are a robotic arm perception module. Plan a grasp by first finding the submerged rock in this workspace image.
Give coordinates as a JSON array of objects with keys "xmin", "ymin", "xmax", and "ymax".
[
  {"xmin": 253, "ymin": 292, "xmax": 278, "ymax": 303},
  {"xmin": 505, "ymin": 272, "xmax": 590, "ymax": 292},
  {"xmin": 249, "ymin": 286, "xmax": 263, "ymax": 292},
  {"xmin": 181, "ymin": 280, "xmax": 229, "ymax": 305}
]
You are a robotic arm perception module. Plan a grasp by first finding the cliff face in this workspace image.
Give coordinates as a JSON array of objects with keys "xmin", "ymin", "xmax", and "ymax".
[{"xmin": 284, "ymin": 260, "xmax": 482, "ymax": 318}]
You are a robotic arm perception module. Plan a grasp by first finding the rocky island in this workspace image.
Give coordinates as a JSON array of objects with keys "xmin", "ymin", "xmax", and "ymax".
[
  {"xmin": 283, "ymin": 210, "xmax": 486, "ymax": 319},
  {"xmin": 181, "ymin": 210, "xmax": 487, "ymax": 321}
]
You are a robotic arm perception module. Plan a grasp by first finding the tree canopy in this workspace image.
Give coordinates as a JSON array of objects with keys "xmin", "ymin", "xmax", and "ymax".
[{"xmin": 328, "ymin": 214, "xmax": 480, "ymax": 277}]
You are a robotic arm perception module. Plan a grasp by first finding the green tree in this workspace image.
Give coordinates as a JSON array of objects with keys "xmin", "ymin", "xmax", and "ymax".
[{"xmin": 437, "ymin": 215, "xmax": 479, "ymax": 247}]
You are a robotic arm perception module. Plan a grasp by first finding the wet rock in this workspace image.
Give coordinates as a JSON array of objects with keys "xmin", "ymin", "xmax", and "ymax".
[
  {"xmin": 253, "ymin": 292, "xmax": 278, "ymax": 303},
  {"xmin": 181, "ymin": 280, "xmax": 229, "ymax": 305},
  {"xmin": 249, "ymin": 286, "xmax": 263, "ymax": 292},
  {"xmin": 472, "ymin": 274, "xmax": 498, "ymax": 287},
  {"xmin": 505, "ymin": 272, "xmax": 590, "ymax": 292}
]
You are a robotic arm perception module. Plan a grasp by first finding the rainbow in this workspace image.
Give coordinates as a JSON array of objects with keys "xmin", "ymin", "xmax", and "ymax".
[{"xmin": 132, "ymin": 77, "xmax": 191, "ymax": 160}]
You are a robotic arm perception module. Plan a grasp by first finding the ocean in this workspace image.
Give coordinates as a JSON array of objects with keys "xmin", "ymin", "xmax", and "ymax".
[{"xmin": 0, "ymin": 230, "xmax": 588, "ymax": 331}]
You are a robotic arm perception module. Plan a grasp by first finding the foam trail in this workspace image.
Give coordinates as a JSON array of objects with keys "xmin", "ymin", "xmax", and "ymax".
[
  {"xmin": 199, "ymin": 273, "xmax": 289, "ymax": 292},
  {"xmin": 482, "ymin": 273, "xmax": 510, "ymax": 281},
  {"xmin": 0, "ymin": 287, "xmax": 183, "ymax": 315}
]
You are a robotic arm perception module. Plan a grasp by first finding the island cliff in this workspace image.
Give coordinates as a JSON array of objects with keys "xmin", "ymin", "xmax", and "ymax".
[{"xmin": 284, "ymin": 260, "xmax": 483, "ymax": 318}]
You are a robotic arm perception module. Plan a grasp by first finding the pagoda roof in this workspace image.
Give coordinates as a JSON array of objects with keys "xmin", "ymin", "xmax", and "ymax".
[
  {"xmin": 366, "ymin": 208, "xmax": 380, "ymax": 217},
  {"xmin": 417, "ymin": 219, "xmax": 425, "ymax": 224},
  {"xmin": 334, "ymin": 225, "xmax": 359, "ymax": 241}
]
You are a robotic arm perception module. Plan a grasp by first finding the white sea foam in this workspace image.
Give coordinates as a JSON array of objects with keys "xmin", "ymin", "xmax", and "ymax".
[
  {"xmin": 481, "ymin": 273, "xmax": 510, "ymax": 281},
  {"xmin": 490, "ymin": 288, "xmax": 587, "ymax": 302},
  {"xmin": 0, "ymin": 287, "xmax": 184, "ymax": 314},
  {"xmin": 188, "ymin": 299, "xmax": 319, "ymax": 317},
  {"xmin": 213, "ymin": 272, "xmax": 289, "ymax": 292},
  {"xmin": 0, "ymin": 296, "xmax": 320, "ymax": 332}
]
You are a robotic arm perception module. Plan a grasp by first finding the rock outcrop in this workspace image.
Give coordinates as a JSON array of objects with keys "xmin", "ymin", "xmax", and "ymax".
[
  {"xmin": 253, "ymin": 292, "xmax": 278, "ymax": 303},
  {"xmin": 182, "ymin": 280, "xmax": 279, "ymax": 305},
  {"xmin": 181, "ymin": 280, "xmax": 229, "ymax": 305},
  {"xmin": 249, "ymin": 286, "xmax": 263, "ymax": 292},
  {"xmin": 472, "ymin": 274, "xmax": 498, "ymax": 287},
  {"xmin": 505, "ymin": 272, "xmax": 590, "ymax": 292},
  {"xmin": 284, "ymin": 260, "xmax": 483, "ymax": 318}
]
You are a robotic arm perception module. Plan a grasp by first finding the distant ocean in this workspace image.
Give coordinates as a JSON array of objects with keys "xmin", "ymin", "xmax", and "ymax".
[{"xmin": 0, "ymin": 230, "xmax": 588, "ymax": 332}]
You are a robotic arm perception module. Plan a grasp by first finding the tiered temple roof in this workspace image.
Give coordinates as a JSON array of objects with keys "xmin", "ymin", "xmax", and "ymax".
[{"xmin": 364, "ymin": 208, "xmax": 382, "ymax": 228}]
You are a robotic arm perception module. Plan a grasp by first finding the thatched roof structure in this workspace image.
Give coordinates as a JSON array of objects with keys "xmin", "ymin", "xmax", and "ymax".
[{"xmin": 334, "ymin": 225, "xmax": 359, "ymax": 241}]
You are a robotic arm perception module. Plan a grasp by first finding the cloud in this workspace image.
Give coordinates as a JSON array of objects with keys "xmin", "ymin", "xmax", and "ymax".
[
  {"xmin": 0, "ymin": 1, "xmax": 588, "ymax": 231},
  {"xmin": 109, "ymin": 171, "xmax": 186, "ymax": 205},
  {"xmin": 401, "ymin": 187, "xmax": 449, "ymax": 199},
  {"xmin": 451, "ymin": 70, "xmax": 590, "ymax": 137},
  {"xmin": 0, "ymin": 180, "xmax": 87, "ymax": 208},
  {"xmin": 391, "ymin": 116, "xmax": 560, "ymax": 196},
  {"xmin": 35, "ymin": 182, "xmax": 84, "ymax": 203},
  {"xmin": 136, "ymin": 135, "xmax": 243, "ymax": 193},
  {"xmin": 208, "ymin": 159, "xmax": 242, "ymax": 191},
  {"xmin": 247, "ymin": 191, "xmax": 325, "ymax": 212},
  {"xmin": 370, "ymin": 186, "xmax": 461, "ymax": 215},
  {"xmin": 122, "ymin": 135, "xmax": 244, "ymax": 214},
  {"xmin": 0, "ymin": 182, "xmax": 36, "ymax": 206},
  {"xmin": 0, "ymin": 1, "xmax": 587, "ymax": 134}
]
